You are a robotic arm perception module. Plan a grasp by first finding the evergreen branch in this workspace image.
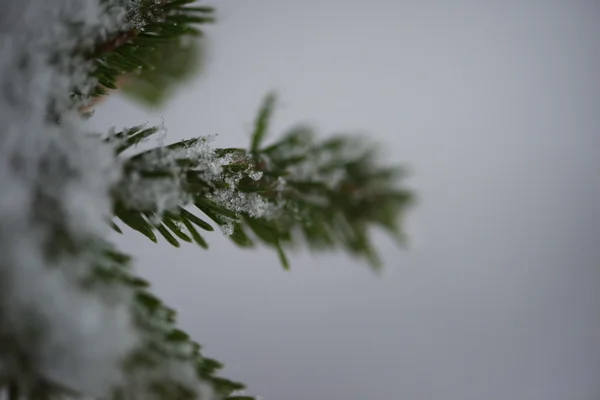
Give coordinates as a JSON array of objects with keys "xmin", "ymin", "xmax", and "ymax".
[
  {"xmin": 85, "ymin": 0, "xmax": 215, "ymax": 103},
  {"xmin": 1, "ymin": 241, "xmax": 251, "ymax": 399},
  {"xmin": 91, "ymin": 247, "xmax": 252, "ymax": 399},
  {"xmin": 1, "ymin": 0, "xmax": 412, "ymax": 398},
  {"xmin": 90, "ymin": 0, "xmax": 213, "ymax": 57},
  {"xmin": 109, "ymin": 94, "xmax": 415, "ymax": 270}
]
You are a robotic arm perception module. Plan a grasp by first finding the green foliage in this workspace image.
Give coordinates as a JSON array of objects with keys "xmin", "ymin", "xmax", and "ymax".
[
  {"xmin": 99, "ymin": 73, "xmax": 412, "ymax": 400},
  {"xmin": 91, "ymin": 247, "xmax": 250, "ymax": 399},
  {"xmin": 89, "ymin": 0, "xmax": 214, "ymax": 102},
  {"xmin": 110, "ymin": 93, "xmax": 414, "ymax": 270},
  {"xmin": 120, "ymin": 37, "xmax": 205, "ymax": 107},
  {"xmin": 2, "ymin": 1, "xmax": 414, "ymax": 399}
]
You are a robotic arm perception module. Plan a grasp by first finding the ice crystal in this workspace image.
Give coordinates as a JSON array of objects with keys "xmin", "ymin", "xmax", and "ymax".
[
  {"xmin": 219, "ymin": 221, "xmax": 235, "ymax": 236},
  {"xmin": 208, "ymin": 190, "xmax": 273, "ymax": 219},
  {"xmin": 249, "ymin": 171, "xmax": 263, "ymax": 181}
]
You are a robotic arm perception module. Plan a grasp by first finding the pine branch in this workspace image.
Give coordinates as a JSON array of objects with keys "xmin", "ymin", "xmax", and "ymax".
[
  {"xmin": 86, "ymin": 0, "xmax": 214, "ymax": 101},
  {"xmin": 1, "ymin": 246, "xmax": 250, "ymax": 399},
  {"xmin": 2, "ymin": 0, "xmax": 413, "ymax": 398},
  {"xmin": 1, "ymin": 0, "xmax": 254, "ymax": 398},
  {"xmin": 96, "ymin": 248, "xmax": 249, "ymax": 399},
  {"xmin": 109, "ymin": 94, "xmax": 414, "ymax": 270}
]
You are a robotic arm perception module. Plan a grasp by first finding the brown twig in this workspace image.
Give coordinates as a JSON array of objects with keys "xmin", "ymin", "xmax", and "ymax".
[{"xmin": 90, "ymin": 29, "xmax": 139, "ymax": 59}]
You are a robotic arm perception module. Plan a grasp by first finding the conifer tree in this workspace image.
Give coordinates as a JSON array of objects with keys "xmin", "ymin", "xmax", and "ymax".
[{"xmin": 0, "ymin": 0, "xmax": 413, "ymax": 399}]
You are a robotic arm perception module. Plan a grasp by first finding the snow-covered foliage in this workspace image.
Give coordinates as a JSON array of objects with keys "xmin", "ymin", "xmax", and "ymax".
[
  {"xmin": 0, "ymin": 0, "xmax": 138, "ymax": 396},
  {"xmin": 115, "ymin": 131, "xmax": 281, "ymax": 235},
  {"xmin": 0, "ymin": 1, "xmax": 220, "ymax": 398},
  {"xmin": 0, "ymin": 0, "xmax": 412, "ymax": 398}
]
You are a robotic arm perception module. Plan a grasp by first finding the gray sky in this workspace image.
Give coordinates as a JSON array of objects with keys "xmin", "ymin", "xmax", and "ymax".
[{"xmin": 91, "ymin": 1, "xmax": 600, "ymax": 399}]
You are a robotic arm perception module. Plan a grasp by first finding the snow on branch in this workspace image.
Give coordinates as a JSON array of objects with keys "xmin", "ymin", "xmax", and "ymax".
[
  {"xmin": 109, "ymin": 100, "xmax": 413, "ymax": 271},
  {"xmin": 0, "ymin": 1, "xmax": 220, "ymax": 399}
]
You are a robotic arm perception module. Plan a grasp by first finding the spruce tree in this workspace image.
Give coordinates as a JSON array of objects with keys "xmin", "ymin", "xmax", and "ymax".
[{"xmin": 0, "ymin": 0, "xmax": 413, "ymax": 399}]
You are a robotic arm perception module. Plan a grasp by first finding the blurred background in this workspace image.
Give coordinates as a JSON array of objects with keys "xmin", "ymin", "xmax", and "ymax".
[{"xmin": 89, "ymin": 1, "xmax": 600, "ymax": 399}]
